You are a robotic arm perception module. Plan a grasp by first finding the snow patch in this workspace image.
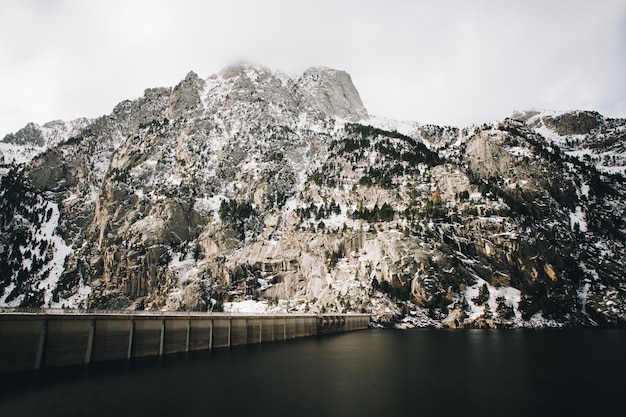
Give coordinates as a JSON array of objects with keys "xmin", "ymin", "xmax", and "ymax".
[
  {"xmin": 569, "ymin": 206, "xmax": 588, "ymax": 232},
  {"xmin": 464, "ymin": 277, "xmax": 521, "ymax": 322},
  {"xmin": 0, "ymin": 283, "xmax": 21, "ymax": 307},
  {"xmin": 0, "ymin": 142, "xmax": 47, "ymax": 165},
  {"xmin": 223, "ymin": 298, "xmax": 310, "ymax": 314},
  {"xmin": 580, "ymin": 183, "xmax": 590, "ymax": 197},
  {"xmin": 30, "ymin": 201, "xmax": 79, "ymax": 307},
  {"xmin": 507, "ymin": 146, "xmax": 533, "ymax": 158},
  {"xmin": 195, "ymin": 195, "xmax": 227, "ymax": 221}
]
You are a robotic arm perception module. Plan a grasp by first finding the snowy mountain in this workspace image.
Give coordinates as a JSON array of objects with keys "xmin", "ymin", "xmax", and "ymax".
[
  {"xmin": 1, "ymin": 64, "xmax": 625, "ymax": 328},
  {"xmin": 0, "ymin": 119, "xmax": 90, "ymax": 168}
]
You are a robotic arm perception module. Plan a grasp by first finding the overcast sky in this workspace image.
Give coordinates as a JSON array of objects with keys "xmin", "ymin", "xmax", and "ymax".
[{"xmin": 1, "ymin": 0, "xmax": 625, "ymax": 137}]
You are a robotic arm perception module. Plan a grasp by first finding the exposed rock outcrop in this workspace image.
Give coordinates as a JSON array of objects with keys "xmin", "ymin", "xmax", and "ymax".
[{"xmin": 1, "ymin": 66, "xmax": 625, "ymax": 329}]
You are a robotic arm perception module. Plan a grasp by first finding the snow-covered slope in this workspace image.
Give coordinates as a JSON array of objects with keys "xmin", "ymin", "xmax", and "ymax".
[
  {"xmin": 0, "ymin": 119, "xmax": 90, "ymax": 170},
  {"xmin": 1, "ymin": 65, "xmax": 625, "ymax": 328},
  {"xmin": 515, "ymin": 109, "xmax": 626, "ymax": 176}
]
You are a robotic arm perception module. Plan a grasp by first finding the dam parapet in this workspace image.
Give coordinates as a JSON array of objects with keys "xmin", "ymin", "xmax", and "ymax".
[{"xmin": 0, "ymin": 310, "xmax": 370, "ymax": 373}]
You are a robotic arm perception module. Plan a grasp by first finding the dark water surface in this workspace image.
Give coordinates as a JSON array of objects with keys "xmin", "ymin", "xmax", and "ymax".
[{"xmin": 1, "ymin": 329, "xmax": 625, "ymax": 417}]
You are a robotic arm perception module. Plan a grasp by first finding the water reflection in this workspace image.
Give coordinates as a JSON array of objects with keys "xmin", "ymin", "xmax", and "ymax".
[{"xmin": 1, "ymin": 329, "xmax": 625, "ymax": 417}]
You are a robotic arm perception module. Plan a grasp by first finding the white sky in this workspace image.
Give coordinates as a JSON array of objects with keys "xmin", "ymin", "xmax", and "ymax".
[{"xmin": 1, "ymin": 0, "xmax": 625, "ymax": 137}]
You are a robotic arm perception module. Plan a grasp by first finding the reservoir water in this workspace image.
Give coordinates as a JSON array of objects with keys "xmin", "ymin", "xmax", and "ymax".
[{"xmin": 1, "ymin": 328, "xmax": 625, "ymax": 417}]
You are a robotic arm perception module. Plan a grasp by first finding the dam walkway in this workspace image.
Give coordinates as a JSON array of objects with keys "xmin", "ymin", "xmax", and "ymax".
[{"xmin": 0, "ymin": 309, "xmax": 370, "ymax": 374}]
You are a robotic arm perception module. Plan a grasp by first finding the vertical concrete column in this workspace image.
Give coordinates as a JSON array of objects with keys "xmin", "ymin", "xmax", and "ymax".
[
  {"xmin": 159, "ymin": 320, "xmax": 165, "ymax": 356},
  {"xmin": 127, "ymin": 319, "xmax": 135, "ymax": 359},
  {"xmin": 227, "ymin": 319, "xmax": 231, "ymax": 348},
  {"xmin": 209, "ymin": 319, "xmax": 213, "ymax": 350},
  {"xmin": 34, "ymin": 318, "xmax": 48, "ymax": 370},
  {"xmin": 259, "ymin": 320, "xmax": 262, "ymax": 344},
  {"xmin": 185, "ymin": 319, "xmax": 191, "ymax": 352},
  {"xmin": 84, "ymin": 319, "xmax": 95, "ymax": 364},
  {"xmin": 283, "ymin": 319, "xmax": 286, "ymax": 340}
]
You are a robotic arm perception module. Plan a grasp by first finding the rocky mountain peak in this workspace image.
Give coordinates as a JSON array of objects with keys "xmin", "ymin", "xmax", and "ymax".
[
  {"xmin": 513, "ymin": 109, "xmax": 606, "ymax": 136},
  {"xmin": 1, "ymin": 65, "xmax": 625, "ymax": 329},
  {"xmin": 218, "ymin": 62, "xmax": 272, "ymax": 79},
  {"xmin": 0, "ymin": 118, "xmax": 91, "ymax": 167},
  {"xmin": 2, "ymin": 119, "xmax": 90, "ymax": 148},
  {"xmin": 540, "ymin": 110, "xmax": 604, "ymax": 136},
  {"xmin": 168, "ymin": 71, "xmax": 206, "ymax": 119},
  {"xmin": 208, "ymin": 64, "xmax": 368, "ymax": 122},
  {"xmin": 2, "ymin": 122, "xmax": 45, "ymax": 146},
  {"xmin": 297, "ymin": 67, "xmax": 368, "ymax": 122}
]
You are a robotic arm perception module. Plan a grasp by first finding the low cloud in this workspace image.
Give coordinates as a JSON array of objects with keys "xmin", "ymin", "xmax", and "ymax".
[{"xmin": 1, "ymin": 0, "xmax": 625, "ymax": 135}]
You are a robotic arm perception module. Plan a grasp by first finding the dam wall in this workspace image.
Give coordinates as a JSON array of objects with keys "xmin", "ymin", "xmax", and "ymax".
[{"xmin": 0, "ymin": 311, "xmax": 370, "ymax": 373}]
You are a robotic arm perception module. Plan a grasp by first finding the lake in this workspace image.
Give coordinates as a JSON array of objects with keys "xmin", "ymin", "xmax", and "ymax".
[{"xmin": 1, "ymin": 328, "xmax": 625, "ymax": 417}]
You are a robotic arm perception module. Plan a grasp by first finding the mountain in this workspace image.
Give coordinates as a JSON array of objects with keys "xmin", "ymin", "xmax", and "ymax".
[{"xmin": 1, "ymin": 64, "xmax": 625, "ymax": 328}]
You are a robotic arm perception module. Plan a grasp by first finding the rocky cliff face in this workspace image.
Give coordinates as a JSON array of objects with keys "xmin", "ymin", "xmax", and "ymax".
[{"xmin": 1, "ymin": 65, "xmax": 625, "ymax": 328}]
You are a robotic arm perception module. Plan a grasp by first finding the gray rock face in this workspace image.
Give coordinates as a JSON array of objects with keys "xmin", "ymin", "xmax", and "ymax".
[
  {"xmin": 168, "ymin": 71, "xmax": 205, "ymax": 120},
  {"xmin": 1, "ymin": 66, "xmax": 625, "ymax": 329},
  {"xmin": 541, "ymin": 111, "xmax": 603, "ymax": 136},
  {"xmin": 297, "ymin": 67, "xmax": 368, "ymax": 121},
  {"xmin": 2, "ymin": 119, "xmax": 91, "ymax": 148},
  {"xmin": 0, "ymin": 119, "xmax": 90, "ymax": 167},
  {"xmin": 2, "ymin": 123, "xmax": 45, "ymax": 146}
]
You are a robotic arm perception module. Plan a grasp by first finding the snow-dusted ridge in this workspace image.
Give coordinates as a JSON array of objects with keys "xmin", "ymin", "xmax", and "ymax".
[
  {"xmin": 0, "ymin": 118, "xmax": 91, "ymax": 166},
  {"xmin": 1, "ymin": 67, "xmax": 625, "ymax": 329}
]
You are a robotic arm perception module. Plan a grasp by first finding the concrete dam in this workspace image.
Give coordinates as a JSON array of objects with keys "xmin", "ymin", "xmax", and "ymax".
[{"xmin": 0, "ymin": 310, "xmax": 370, "ymax": 374}]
